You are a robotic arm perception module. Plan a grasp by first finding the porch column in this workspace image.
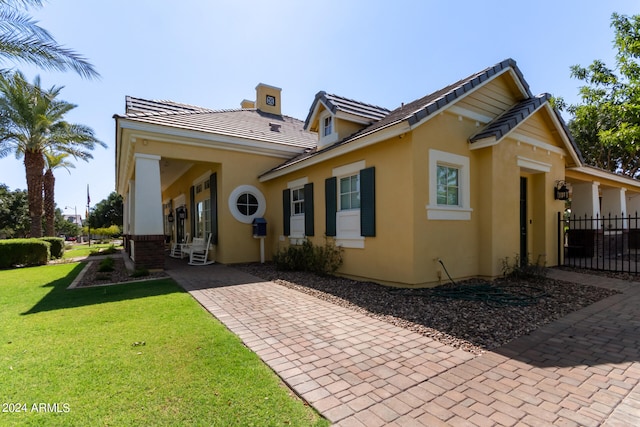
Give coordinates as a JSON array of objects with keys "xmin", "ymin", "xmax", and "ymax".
[
  {"xmin": 627, "ymin": 194, "xmax": 640, "ymax": 216},
  {"xmin": 601, "ymin": 187, "xmax": 627, "ymax": 229},
  {"xmin": 571, "ymin": 181, "xmax": 600, "ymax": 229},
  {"xmin": 130, "ymin": 154, "xmax": 165, "ymax": 270},
  {"xmin": 122, "ymin": 191, "xmax": 130, "ymax": 254}
]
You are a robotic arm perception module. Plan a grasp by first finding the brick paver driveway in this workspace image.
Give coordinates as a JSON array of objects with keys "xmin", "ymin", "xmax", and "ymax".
[{"xmin": 167, "ymin": 260, "xmax": 640, "ymax": 426}]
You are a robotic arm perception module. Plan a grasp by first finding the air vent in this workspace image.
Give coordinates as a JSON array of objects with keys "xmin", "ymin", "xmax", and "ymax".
[{"xmin": 269, "ymin": 122, "xmax": 281, "ymax": 132}]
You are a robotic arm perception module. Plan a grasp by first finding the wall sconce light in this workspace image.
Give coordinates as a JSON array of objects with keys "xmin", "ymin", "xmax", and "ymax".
[
  {"xmin": 167, "ymin": 211, "xmax": 174, "ymax": 223},
  {"xmin": 177, "ymin": 207, "xmax": 187, "ymax": 220},
  {"xmin": 554, "ymin": 180, "xmax": 570, "ymax": 201}
]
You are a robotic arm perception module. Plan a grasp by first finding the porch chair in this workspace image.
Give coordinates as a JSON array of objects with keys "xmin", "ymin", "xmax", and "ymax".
[
  {"xmin": 187, "ymin": 233, "xmax": 214, "ymax": 266},
  {"xmin": 169, "ymin": 233, "xmax": 190, "ymax": 259}
]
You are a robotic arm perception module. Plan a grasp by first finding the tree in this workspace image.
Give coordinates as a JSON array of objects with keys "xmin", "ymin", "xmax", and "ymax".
[
  {"xmin": 55, "ymin": 206, "xmax": 79, "ymax": 238},
  {"xmin": 43, "ymin": 150, "xmax": 73, "ymax": 236},
  {"xmin": 0, "ymin": 71, "xmax": 105, "ymax": 237},
  {"xmin": 0, "ymin": 0, "xmax": 99, "ymax": 78},
  {"xmin": 89, "ymin": 192, "xmax": 123, "ymax": 229},
  {"xmin": 0, "ymin": 183, "xmax": 29, "ymax": 237},
  {"xmin": 567, "ymin": 13, "xmax": 640, "ymax": 178}
]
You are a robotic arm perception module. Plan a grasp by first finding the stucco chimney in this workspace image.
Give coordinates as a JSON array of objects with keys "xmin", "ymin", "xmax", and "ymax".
[
  {"xmin": 255, "ymin": 83, "xmax": 282, "ymax": 116},
  {"xmin": 241, "ymin": 99, "xmax": 256, "ymax": 109}
]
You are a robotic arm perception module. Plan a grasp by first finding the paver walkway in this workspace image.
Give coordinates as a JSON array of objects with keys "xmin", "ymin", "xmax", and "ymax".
[{"xmin": 166, "ymin": 260, "xmax": 640, "ymax": 426}]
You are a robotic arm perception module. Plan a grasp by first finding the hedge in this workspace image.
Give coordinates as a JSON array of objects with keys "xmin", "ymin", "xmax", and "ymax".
[
  {"xmin": 40, "ymin": 237, "xmax": 65, "ymax": 259},
  {"xmin": 0, "ymin": 239, "xmax": 51, "ymax": 269}
]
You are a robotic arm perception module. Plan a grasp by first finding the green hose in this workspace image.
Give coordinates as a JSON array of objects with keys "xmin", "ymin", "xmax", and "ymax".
[{"xmin": 387, "ymin": 259, "xmax": 548, "ymax": 307}]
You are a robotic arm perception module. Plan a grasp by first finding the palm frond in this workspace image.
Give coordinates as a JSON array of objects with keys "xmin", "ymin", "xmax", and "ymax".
[{"xmin": 0, "ymin": 5, "xmax": 99, "ymax": 79}]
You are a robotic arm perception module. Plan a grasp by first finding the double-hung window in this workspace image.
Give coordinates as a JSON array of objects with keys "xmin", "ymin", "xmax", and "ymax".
[
  {"xmin": 325, "ymin": 161, "xmax": 375, "ymax": 248},
  {"xmin": 436, "ymin": 165, "xmax": 459, "ymax": 206},
  {"xmin": 283, "ymin": 178, "xmax": 314, "ymax": 241},
  {"xmin": 339, "ymin": 175, "xmax": 360, "ymax": 210},
  {"xmin": 323, "ymin": 116, "xmax": 333, "ymax": 137},
  {"xmin": 292, "ymin": 187, "xmax": 305, "ymax": 216},
  {"xmin": 427, "ymin": 149, "xmax": 472, "ymax": 220}
]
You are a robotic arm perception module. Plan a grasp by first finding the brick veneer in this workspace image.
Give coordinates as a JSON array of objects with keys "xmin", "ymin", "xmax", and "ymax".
[{"xmin": 130, "ymin": 234, "xmax": 165, "ymax": 270}]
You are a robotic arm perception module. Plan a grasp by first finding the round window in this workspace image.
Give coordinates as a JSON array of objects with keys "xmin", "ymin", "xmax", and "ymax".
[
  {"xmin": 228, "ymin": 185, "xmax": 266, "ymax": 223},
  {"xmin": 237, "ymin": 192, "xmax": 259, "ymax": 216}
]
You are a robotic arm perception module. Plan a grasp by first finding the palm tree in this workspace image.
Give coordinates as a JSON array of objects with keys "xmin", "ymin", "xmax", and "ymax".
[
  {"xmin": 0, "ymin": 0, "xmax": 99, "ymax": 78},
  {"xmin": 0, "ymin": 71, "xmax": 104, "ymax": 237},
  {"xmin": 43, "ymin": 149, "xmax": 73, "ymax": 236}
]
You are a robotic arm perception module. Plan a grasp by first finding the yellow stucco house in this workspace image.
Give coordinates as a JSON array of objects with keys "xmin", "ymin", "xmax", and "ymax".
[{"xmin": 114, "ymin": 58, "xmax": 640, "ymax": 286}]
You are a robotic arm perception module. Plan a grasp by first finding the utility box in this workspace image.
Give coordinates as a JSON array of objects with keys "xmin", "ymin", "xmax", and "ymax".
[{"xmin": 252, "ymin": 217, "xmax": 267, "ymax": 237}]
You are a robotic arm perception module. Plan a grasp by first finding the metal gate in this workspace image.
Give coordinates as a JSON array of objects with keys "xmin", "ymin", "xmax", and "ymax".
[{"xmin": 560, "ymin": 212, "xmax": 640, "ymax": 274}]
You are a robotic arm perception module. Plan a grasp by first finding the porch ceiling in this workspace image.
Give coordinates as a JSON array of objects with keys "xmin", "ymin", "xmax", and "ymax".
[{"xmin": 159, "ymin": 158, "xmax": 193, "ymax": 192}]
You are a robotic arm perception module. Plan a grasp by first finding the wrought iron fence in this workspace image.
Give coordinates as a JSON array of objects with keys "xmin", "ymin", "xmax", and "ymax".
[{"xmin": 560, "ymin": 212, "xmax": 640, "ymax": 274}]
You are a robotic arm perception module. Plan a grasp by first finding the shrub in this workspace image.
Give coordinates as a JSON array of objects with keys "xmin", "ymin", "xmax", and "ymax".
[
  {"xmin": 501, "ymin": 254, "xmax": 547, "ymax": 280},
  {"xmin": 89, "ymin": 244, "xmax": 118, "ymax": 256},
  {"xmin": 98, "ymin": 257, "xmax": 115, "ymax": 272},
  {"xmin": 40, "ymin": 237, "xmax": 65, "ymax": 259},
  {"xmin": 273, "ymin": 238, "xmax": 343, "ymax": 275},
  {"xmin": 0, "ymin": 239, "xmax": 50, "ymax": 268}
]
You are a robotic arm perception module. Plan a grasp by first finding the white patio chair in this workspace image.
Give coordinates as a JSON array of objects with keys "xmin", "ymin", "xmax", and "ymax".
[
  {"xmin": 187, "ymin": 233, "xmax": 214, "ymax": 266},
  {"xmin": 169, "ymin": 233, "xmax": 190, "ymax": 259}
]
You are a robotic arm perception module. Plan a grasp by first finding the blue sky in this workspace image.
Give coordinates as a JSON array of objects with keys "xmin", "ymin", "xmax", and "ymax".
[{"xmin": 0, "ymin": 0, "xmax": 638, "ymax": 219}]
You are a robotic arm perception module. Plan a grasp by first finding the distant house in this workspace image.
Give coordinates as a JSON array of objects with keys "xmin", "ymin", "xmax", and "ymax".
[
  {"xmin": 62, "ymin": 214, "xmax": 83, "ymax": 227},
  {"xmin": 114, "ymin": 58, "xmax": 640, "ymax": 286}
]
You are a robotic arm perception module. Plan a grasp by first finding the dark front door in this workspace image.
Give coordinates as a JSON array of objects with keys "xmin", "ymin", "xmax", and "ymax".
[{"xmin": 520, "ymin": 177, "xmax": 527, "ymax": 266}]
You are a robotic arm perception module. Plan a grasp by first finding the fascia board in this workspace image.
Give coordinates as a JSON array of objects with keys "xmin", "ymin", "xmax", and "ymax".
[
  {"xmin": 542, "ymin": 104, "xmax": 583, "ymax": 166},
  {"xmin": 507, "ymin": 68, "xmax": 531, "ymax": 98},
  {"xmin": 468, "ymin": 137, "xmax": 498, "ymax": 149},
  {"xmin": 409, "ymin": 66, "xmax": 527, "ymax": 131},
  {"xmin": 259, "ymin": 122, "xmax": 409, "ymax": 182},
  {"xmin": 305, "ymin": 101, "xmax": 323, "ymax": 131},
  {"xmin": 118, "ymin": 119, "xmax": 306, "ymax": 158},
  {"xmin": 567, "ymin": 166, "xmax": 640, "ymax": 189}
]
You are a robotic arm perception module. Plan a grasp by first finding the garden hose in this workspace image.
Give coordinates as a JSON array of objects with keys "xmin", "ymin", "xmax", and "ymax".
[{"xmin": 387, "ymin": 259, "xmax": 548, "ymax": 307}]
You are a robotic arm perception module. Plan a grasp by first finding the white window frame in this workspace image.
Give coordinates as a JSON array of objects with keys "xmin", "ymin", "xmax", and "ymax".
[
  {"xmin": 333, "ymin": 161, "xmax": 365, "ymax": 248},
  {"xmin": 319, "ymin": 110, "xmax": 338, "ymax": 147},
  {"xmin": 323, "ymin": 115, "xmax": 333, "ymax": 136},
  {"xmin": 287, "ymin": 177, "xmax": 308, "ymax": 241},
  {"xmin": 426, "ymin": 149, "xmax": 472, "ymax": 220},
  {"xmin": 193, "ymin": 172, "xmax": 212, "ymax": 238},
  {"xmin": 195, "ymin": 198, "xmax": 211, "ymax": 239},
  {"xmin": 436, "ymin": 164, "xmax": 460, "ymax": 206},
  {"xmin": 228, "ymin": 185, "xmax": 266, "ymax": 224}
]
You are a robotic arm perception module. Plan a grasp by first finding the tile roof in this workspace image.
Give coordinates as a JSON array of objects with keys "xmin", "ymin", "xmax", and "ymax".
[
  {"xmin": 116, "ymin": 96, "xmax": 317, "ymax": 150},
  {"xmin": 470, "ymin": 94, "xmax": 550, "ymax": 143},
  {"xmin": 263, "ymin": 58, "xmax": 532, "ymax": 175},
  {"xmin": 304, "ymin": 92, "xmax": 390, "ymax": 128}
]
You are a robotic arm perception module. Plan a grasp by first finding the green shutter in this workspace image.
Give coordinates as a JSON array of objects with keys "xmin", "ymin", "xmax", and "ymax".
[
  {"xmin": 189, "ymin": 185, "xmax": 195, "ymax": 237},
  {"xmin": 360, "ymin": 166, "xmax": 375, "ymax": 237},
  {"xmin": 282, "ymin": 189, "xmax": 291, "ymax": 236},
  {"xmin": 304, "ymin": 183, "xmax": 314, "ymax": 236},
  {"xmin": 325, "ymin": 177, "xmax": 337, "ymax": 236},
  {"xmin": 209, "ymin": 173, "xmax": 218, "ymax": 244}
]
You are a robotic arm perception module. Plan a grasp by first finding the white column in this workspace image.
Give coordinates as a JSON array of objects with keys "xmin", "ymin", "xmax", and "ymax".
[
  {"xmin": 128, "ymin": 180, "xmax": 135, "ymax": 235},
  {"xmin": 628, "ymin": 193, "xmax": 640, "ymax": 216},
  {"xmin": 570, "ymin": 181, "xmax": 600, "ymax": 229},
  {"xmin": 133, "ymin": 154, "xmax": 163, "ymax": 235},
  {"xmin": 601, "ymin": 187, "xmax": 627, "ymax": 229},
  {"xmin": 122, "ymin": 196, "xmax": 129, "ymax": 235}
]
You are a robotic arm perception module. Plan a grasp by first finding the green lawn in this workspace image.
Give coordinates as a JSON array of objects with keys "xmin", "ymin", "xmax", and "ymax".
[
  {"xmin": 62, "ymin": 243, "xmax": 119, "ymax": 259},
  {"xmin": 0, "ymin": 263, "xmax": 327, "ymax": 426}
]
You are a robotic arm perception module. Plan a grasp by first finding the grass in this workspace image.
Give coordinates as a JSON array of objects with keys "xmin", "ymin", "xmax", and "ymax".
[
  {"xmin": 62, "ymin": 243, "xmax": 120, "ymax": 259},
  {"xmin": 0, "ymin": 263, "xmax": 327, "ymax": 426}
]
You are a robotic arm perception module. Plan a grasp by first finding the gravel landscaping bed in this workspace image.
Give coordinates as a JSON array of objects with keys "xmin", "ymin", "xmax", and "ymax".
[
  {"xmin": 73, "ymin": 256, "xmax": 168, "ymax": 287},
  {"xmin": 235, "ymin": 263, "xmax": 619, "ymax": 355}
]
